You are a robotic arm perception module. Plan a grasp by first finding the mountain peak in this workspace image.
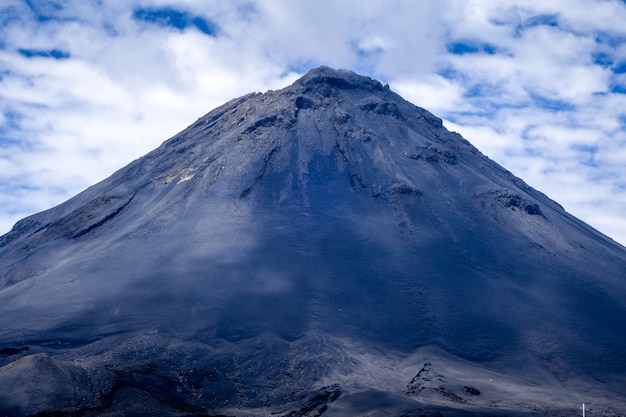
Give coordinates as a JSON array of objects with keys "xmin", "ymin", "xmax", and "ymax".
[{"xmin": 295, "ymin": 65, "xmax": 387, "ymax": 91}]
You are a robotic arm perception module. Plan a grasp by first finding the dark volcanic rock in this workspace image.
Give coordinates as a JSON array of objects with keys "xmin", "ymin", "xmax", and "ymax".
[{"xmin": 1, "ymin": 66, "xmax": 625, "ymax": 416}]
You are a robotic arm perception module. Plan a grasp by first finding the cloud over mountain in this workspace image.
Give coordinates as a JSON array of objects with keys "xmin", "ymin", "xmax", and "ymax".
[{"xmin": 1, "ymin": 1, "xmax": 626, "ymax": 244}]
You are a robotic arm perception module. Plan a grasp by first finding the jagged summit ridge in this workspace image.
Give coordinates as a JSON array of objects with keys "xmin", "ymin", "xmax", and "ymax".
[
  {"xmin": 1, "ymin": 67, "xmax": 625, "ymax": 416},
  {"xmin": 294, "ymin": 66, "xmax": 394, "ymax": 97},
  {"xmin": 110, "ymin": 66, "xmax": 527, "ymax": 207}
]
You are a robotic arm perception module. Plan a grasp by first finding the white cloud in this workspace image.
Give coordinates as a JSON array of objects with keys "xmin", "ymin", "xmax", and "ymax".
[
  {"xmin": 1, "ymin": 0, "xmax": 626, "ymax": 246},
  {"xmin": 393, "ymin": 75, "xmax": 474, "ymax": 115}
]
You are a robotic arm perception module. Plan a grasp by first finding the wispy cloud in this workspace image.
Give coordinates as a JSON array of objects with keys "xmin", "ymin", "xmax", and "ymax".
[{"xmin": 1, "ymin": 0, "xmax": 626, "ymax": 244}]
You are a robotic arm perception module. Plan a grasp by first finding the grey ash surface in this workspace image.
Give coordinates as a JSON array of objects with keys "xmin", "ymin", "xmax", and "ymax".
[{"xmin": 1, "ymin": 67, "xmax": 625, "ymax": 416}]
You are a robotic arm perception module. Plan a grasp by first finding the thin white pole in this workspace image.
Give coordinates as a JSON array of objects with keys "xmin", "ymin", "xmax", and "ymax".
[{"xmin": 583, "ymin": 403, "xmax": 585, "ymax": 417}]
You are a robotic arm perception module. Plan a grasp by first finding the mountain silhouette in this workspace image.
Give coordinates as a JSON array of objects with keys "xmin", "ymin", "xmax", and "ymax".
[{"xmin": 1, "ymin": 67, "xmax": 625, "ymax": 416}]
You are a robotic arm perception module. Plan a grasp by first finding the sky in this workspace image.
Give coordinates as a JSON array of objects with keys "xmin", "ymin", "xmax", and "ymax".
[{"xmin": 1, "ymin": 0, "xmax": 626, "ymax": 245}]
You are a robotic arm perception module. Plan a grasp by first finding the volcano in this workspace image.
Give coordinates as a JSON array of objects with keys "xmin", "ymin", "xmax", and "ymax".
[{"xmin": 1, "ymin": 67, "xmax": 625, "ymax": 416}]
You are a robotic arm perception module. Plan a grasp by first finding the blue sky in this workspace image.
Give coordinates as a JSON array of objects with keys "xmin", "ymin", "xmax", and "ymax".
[{"xmin": 1, "ymin": 0, "xmax": 626, "ymax": 245}]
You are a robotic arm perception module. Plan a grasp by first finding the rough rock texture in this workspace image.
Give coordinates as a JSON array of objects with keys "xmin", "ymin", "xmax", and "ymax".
[{"xmin": 1, "ymin": 67, "xmax": 625, "ymax": 416}]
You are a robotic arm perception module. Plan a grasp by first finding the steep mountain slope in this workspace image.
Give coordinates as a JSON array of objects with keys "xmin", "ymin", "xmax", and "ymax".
[{"xmin": 1, "ymin": 67, "xmax": 625, "ymax": 416}]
